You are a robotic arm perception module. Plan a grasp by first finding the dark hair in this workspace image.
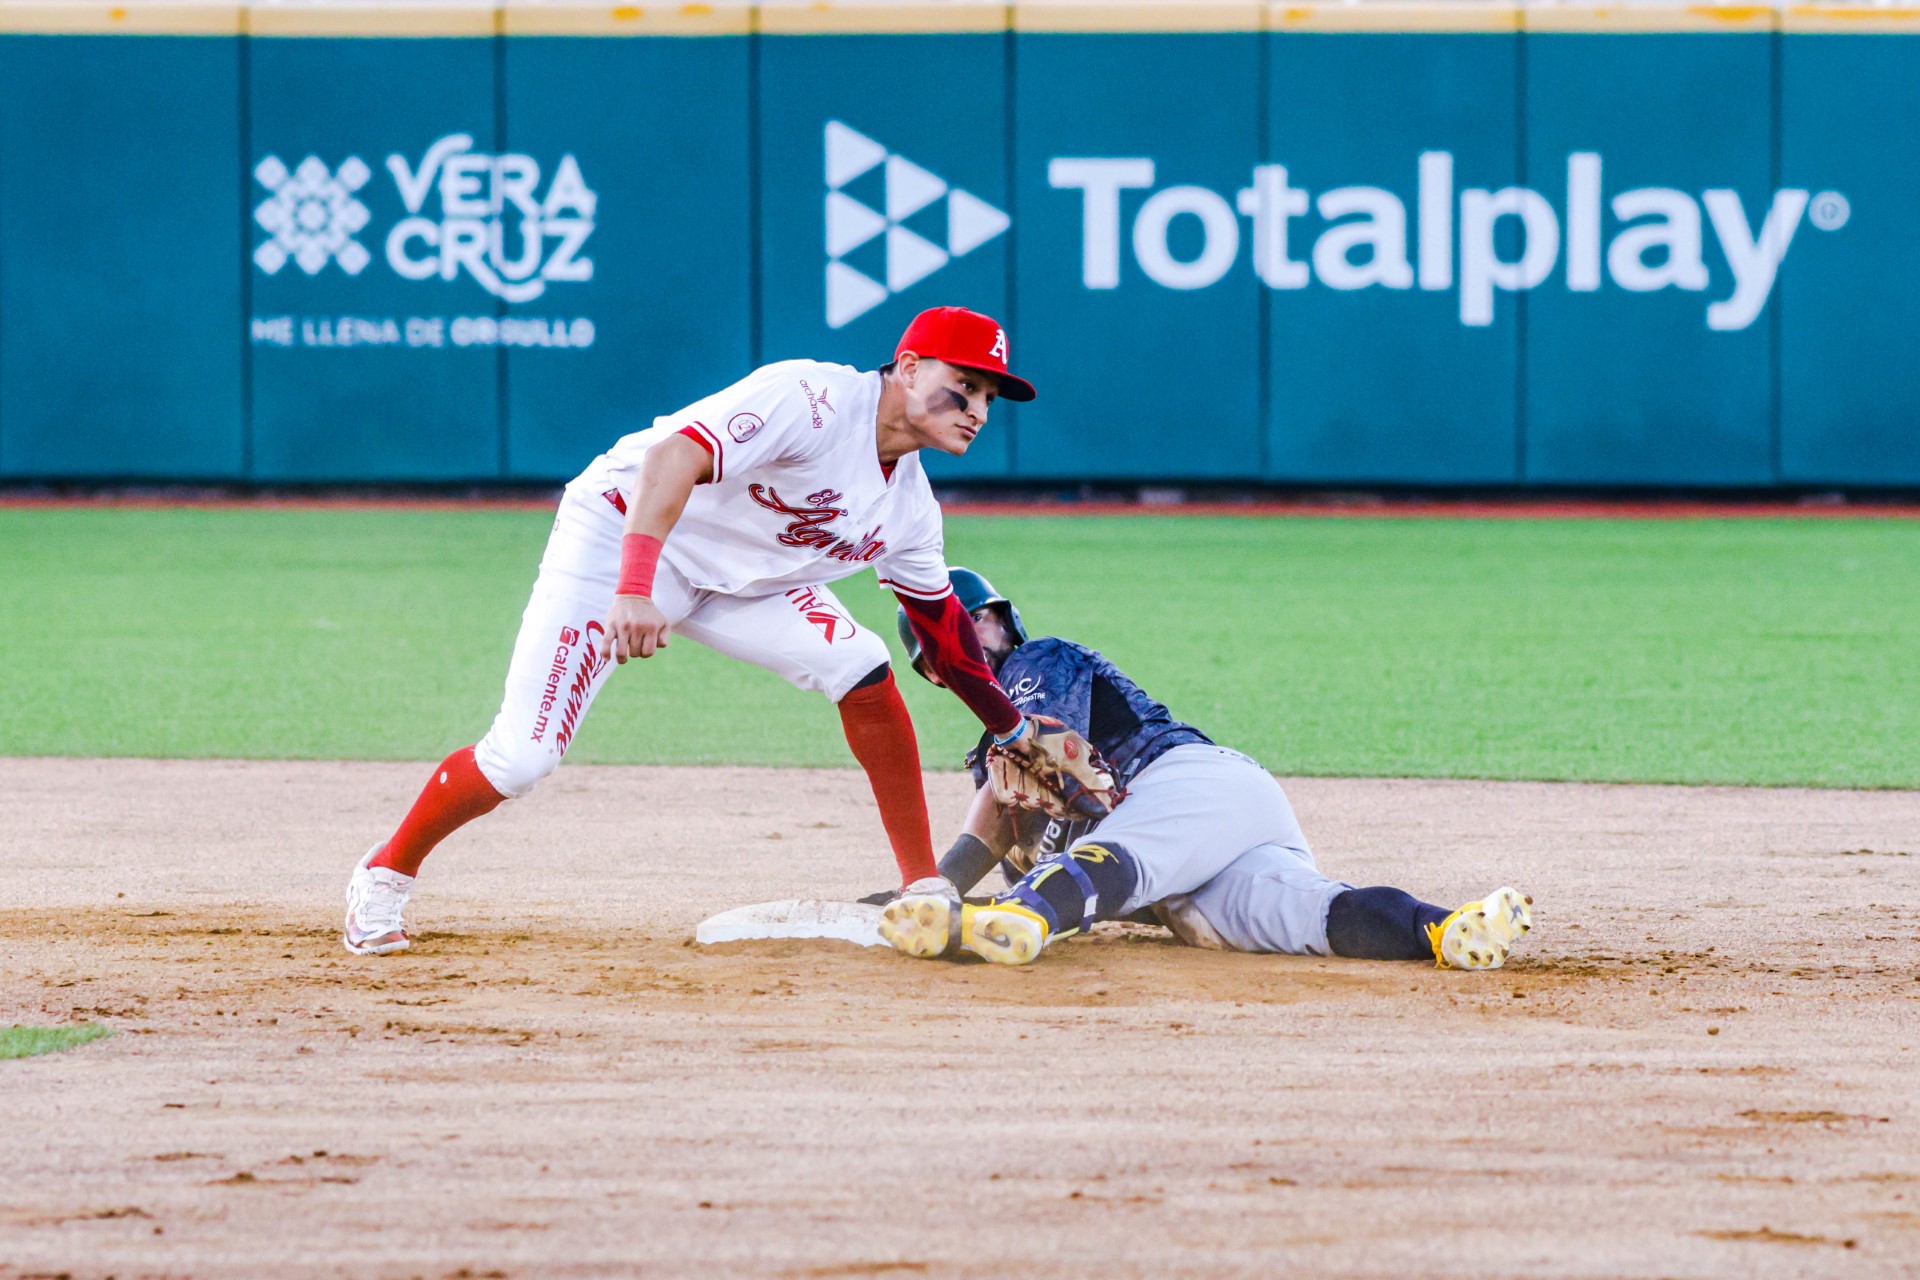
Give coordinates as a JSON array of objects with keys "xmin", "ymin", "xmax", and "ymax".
[{"xmin": 882, "ymin": 354, "xmax": 947, "ymax": 377}]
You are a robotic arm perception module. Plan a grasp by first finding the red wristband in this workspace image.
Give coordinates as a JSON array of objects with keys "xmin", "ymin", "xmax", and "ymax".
[{"xmin": 616, "ymin": 533, "xmax": 663, "ymax": 597}]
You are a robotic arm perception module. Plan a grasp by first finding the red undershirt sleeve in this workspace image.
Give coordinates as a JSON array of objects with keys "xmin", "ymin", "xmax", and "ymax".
[{"xmin": 896, "ymin": 590, "xmax": 1022, "ymax": 737}]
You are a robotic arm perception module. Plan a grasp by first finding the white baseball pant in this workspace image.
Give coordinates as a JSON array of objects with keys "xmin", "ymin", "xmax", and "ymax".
[{"xmin": 472, "ymin": 490, "xmax": 890, "ymax": 798}]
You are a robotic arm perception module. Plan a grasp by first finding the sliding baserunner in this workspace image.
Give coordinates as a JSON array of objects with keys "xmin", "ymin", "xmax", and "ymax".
[{"xmin": 876, "ymin": 568, "xmax": 1534, "ymax": 970}]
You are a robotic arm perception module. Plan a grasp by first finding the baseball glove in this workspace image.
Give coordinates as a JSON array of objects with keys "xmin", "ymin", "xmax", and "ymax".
[{"xmin": 988, "ymin": 715, "xmax": 1120, "ymax": 820}]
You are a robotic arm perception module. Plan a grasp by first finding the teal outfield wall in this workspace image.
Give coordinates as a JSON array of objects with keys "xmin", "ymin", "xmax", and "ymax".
[{"xmin": 0, "ymin": 10, "xmax": 1915, "ymax": 489}]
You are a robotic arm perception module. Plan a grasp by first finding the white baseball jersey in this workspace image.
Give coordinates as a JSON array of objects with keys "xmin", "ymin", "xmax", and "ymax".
[{"xmin": 569, "ymin": 359, "xmax": 952, "ymax": 602}]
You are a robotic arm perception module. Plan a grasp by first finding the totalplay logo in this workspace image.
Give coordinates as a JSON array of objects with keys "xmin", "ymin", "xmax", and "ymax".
[
  {"xmin": 823, "ymin": 122, "xmax": 1010, "ymax": 328},
  {"xmin": 1051, "ymin": 153, "xmax": 1849, "ymax": 330}
]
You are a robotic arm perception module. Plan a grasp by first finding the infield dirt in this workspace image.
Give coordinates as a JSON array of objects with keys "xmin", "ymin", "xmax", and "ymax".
[{"xmin": 2, "ymin": 760, "xmax": 1916, "ymax": 1279}]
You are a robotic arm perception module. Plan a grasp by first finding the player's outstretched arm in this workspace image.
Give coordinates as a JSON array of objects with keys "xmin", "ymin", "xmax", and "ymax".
[
  {"xmin": 894, "ymin": 590, "xmax": 1022, "ymax": 735},
  {"xmin": 895, "ymin": 593, "xmax": 1116, "ymax": 816},
  {"xmin": 600, "ymin": 433, "xmax": 714, "ymax": 665}
]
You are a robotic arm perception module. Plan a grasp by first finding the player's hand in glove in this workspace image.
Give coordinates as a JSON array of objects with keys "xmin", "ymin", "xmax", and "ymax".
[
  {"xmin": 990, "ymin": 715, "xmax": 1120, "ymax": 819},
  {"xmin": 986, "ymin": 748, "xmax": 1066, "ymax": 816},
  {"xmin": 601, "ymin": 593, "xmax": 671, "ymax": 664}
]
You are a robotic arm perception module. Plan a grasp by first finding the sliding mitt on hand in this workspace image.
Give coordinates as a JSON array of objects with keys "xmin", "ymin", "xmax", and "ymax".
[{"xmin": 987, "ymin": 715, "xmax": 1121, "ymax": 821}]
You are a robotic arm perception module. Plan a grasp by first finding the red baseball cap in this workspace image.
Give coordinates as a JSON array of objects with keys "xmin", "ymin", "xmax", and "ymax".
[{"xmin": 894, "ymin": 306, "xmax": 1035, "ymax": 402}]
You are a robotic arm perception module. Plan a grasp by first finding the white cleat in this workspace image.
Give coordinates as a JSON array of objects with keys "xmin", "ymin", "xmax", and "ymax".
[
  {"xmin": 344, "ymin": 845, "xmax": 414, "ymax": 956},
  {"xmin": 1428, "ymin": 886, "xmax": 1533, "ymax": 971}
]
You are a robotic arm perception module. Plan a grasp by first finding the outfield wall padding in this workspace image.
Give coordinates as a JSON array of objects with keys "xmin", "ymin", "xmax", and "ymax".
[{"xmin": 0, "ymin": 2, "xmax": 1914, "ymax": 488}]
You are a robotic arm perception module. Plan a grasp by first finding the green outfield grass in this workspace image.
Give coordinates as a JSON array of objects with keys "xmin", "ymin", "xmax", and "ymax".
[
  {"xmin": 1, "ymin": 1023, "xmax": 112, "ymax": 1060},
  {"xmin": 4, "ymin": 507, "xmax": 1917, "ymax": 788}
]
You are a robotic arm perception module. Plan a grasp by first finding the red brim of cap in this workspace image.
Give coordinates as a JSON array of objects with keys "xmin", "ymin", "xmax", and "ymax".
[{"xmin": 952, "ymin": 362, "xmax": 1036, "ymax": 402}]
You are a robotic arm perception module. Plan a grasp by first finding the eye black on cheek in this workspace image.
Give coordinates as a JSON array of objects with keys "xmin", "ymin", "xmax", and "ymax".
[{"xmin": 938, "ymin": 388, "xmax": 969, "ymax": 413}]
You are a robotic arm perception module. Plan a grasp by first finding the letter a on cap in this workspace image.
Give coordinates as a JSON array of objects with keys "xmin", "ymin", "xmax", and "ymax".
[{"xmin": 989, "ymin": 328, "xmax": 1008, "ymax": 361}]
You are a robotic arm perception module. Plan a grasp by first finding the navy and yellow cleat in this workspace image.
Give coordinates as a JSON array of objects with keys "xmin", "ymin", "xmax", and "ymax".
[
  {"xmin": 878, "ymin": 890, "xmax": 1053, "ymax": 966},
  {"xmin": 962, "ymin": 901, "xmax": 1052, "ymax": 965},
  {"xmin": 1426, "ymin": 886, "xmax": 1533, "ymax": 970}
]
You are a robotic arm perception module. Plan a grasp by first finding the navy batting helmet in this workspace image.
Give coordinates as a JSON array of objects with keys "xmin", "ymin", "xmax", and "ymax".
[{"xmin": 896, "ymin": 566, "xmax": 1028, "ymax": 677}]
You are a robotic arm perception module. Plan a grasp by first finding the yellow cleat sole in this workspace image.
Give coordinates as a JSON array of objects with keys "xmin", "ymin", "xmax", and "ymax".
[
  {"xmin": 878, "ymin": 894, "xmax": 959, "ymax": 959},
  {"xmin": 1432, "ymin": 887, "xmax": 1533, "ymax": 971},
  {"xmin": 962, "ymin": 905, "xmax": 1049, "ymax": 966},
  {"xmin": 878, "ymin": 895, "xmax": 1052, "ymax": 965}
]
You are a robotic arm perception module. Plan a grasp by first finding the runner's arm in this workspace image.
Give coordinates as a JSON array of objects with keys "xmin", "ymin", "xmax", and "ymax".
[{"xmin": 935, "ymin": 782, "xmax": 1017, "ymax": 893}]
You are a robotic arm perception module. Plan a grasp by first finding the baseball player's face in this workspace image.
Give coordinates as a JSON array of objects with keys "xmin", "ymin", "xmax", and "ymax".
[
  {"xmin": 969, "ymin": 605, "xmax": 1017, "ymax": 672},
  {"xmin": 902, "ymin": 357, "xmax": 999, "ymax": 455},
  {"xmin": 914, "ymin": 605, "xmax": 1016, "ymax": 688}
]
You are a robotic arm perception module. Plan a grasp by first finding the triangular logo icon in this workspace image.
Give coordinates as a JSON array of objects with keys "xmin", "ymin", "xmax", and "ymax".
[
  {"xmin": 825, "ymin": 121, "xmax": 887, "ymax": 190},
  {"xmin": 885, "ymin": 154, "xmax": 948, "ymax": 222},
  {"xmin": 822, "ymin": 121, "xmax": 1010, "ymax": 328},
  {"xmin": 826, "ymin": 190, "xmax": 887, "ymax": 259},
  {"xmin": 887, "ymin": 226, "xmax": 949, "ymax": 292},
  {"xmin": 948, "ymin": 190, "xmax": 1011, "ymax": 259},
  {"xmin": 826, "ymin": 260, "xmax": 890, "ymax": 330}
]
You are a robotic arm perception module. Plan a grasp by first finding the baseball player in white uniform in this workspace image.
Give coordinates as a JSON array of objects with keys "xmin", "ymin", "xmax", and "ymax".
[{"xmin": 344, "ymin": 307, "xmax": 1095, "ymax": 956}]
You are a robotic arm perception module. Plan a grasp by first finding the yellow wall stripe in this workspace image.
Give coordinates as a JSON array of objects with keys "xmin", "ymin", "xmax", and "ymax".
[
  {"xmin": 1272, "ymin": 3, "xmax": 1518, "ymax": 33},
  {"xmin": 1784, "ymin": 3, "xmax": 1920, "ymax": 32},
  {"xmin": 0, "ymin": 2, "xmax": 243, "ymax": 33},
  {"xmin": 4, "ymin": 1, "xmax": 1920, "ymax": 38},
  {"xmin": 1524, "ymin": 4, "xmax": 1777, "ymax": 33},
  {"xmin": 502, "ymin": 3, "xmax": 752, "ymax": 35},
  {"xmin": 245, "ymin": 3, "xmax": 498, "ymax": 37},
  {"xmin": 758, "ymin": 1, "xmax": 1005, "ymax": 34},
  {"xmin": 1013, "ymin": 0, "xmax": 1264, "ymax": 33}
]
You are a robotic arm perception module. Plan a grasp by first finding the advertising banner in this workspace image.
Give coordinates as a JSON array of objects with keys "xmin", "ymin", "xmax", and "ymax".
[
  {"xmin": 0, "ymin": 5, "xmax": 1916, "ymax": 491},
  {"xmin": 1523, "ymin": 12, "xmax": 1778, "ymax": 485},
  {"xmin": 1265, "ymin": 15, "xmax": 1522, "ymax": 484},
  {"xmin": 1013, "ymin": 22, "xmax": 1265, "ymax": 480},
  {"xmin": 246, "ymin": 25, "xmax": 509, "ymax": 481},
  {"xmin": 0, "ymin": 31, "xmax": 244, "ymax": 479},
  {"xmin": 1779, "ymin": 18, "xmax": 1920, "ymax": 487},
  {"xmin": 757, "ymin": 9, "xmax": 1013, "ymax": 481},
  {"xmin": 501, "ymin": 14, "xmax": 752, "ymax": 480}
]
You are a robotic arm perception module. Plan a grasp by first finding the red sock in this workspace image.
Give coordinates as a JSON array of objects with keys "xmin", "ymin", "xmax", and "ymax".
[
  {"xmin": 838, "ymin": 673, "xmax": 937, "ymax": 885},
  {"xmin": 370, "ymin": 745, "xmax": 506, "ymax": 878}
]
